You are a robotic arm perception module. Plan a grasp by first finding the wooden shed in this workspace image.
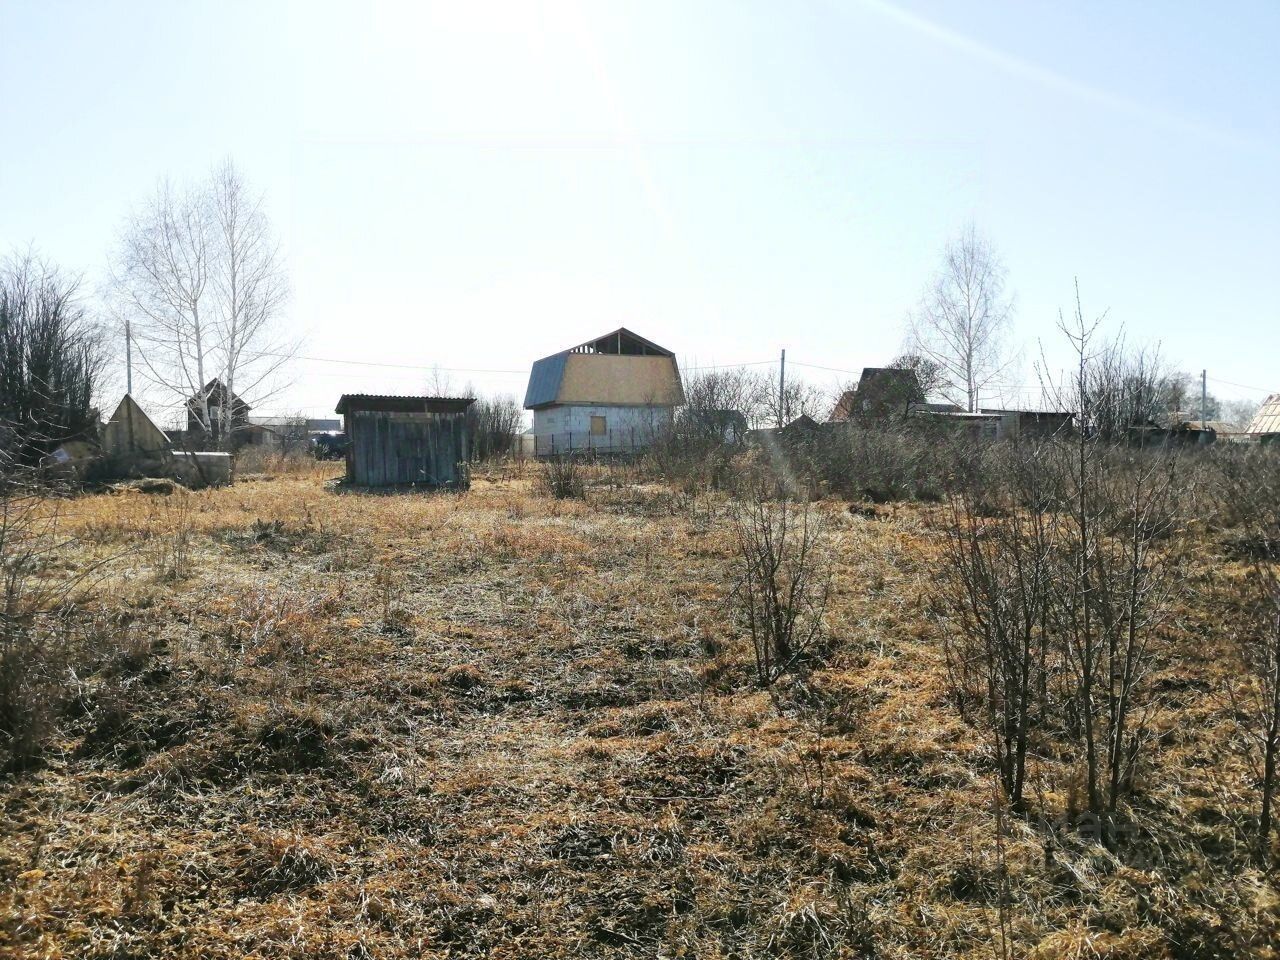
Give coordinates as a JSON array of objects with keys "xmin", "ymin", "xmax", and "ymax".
[
  {"xmin": 335, "ymin": 395, "xmax": 474, "ymax": 488},
  {"xmin": 102, "ymin": 394, "xmax": 171, "ymax": 460}
]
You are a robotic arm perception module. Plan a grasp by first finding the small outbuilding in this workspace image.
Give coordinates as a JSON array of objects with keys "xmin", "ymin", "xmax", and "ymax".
[
  {"xmin": 336, "ymin": 394, "xmax": 474, "ymax": 488},
  {"xmin": 103, "ymin": 394, "xmax": 171, "ymax": 462},
  {"xmin": 1248, "ymin": 394, "xmax": 1280, "ymax": 445}
]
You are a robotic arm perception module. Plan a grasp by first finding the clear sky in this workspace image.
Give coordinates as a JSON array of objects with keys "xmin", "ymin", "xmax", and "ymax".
[{"xmin": 2, "ymin": 0, "xmax": 1277, "ymax": 421}]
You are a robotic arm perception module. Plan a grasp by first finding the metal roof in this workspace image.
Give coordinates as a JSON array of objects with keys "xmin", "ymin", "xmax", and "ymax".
[
  {"xmin": 523, "ymin": 328, "xmax": 678, "ymax": 410},
  {"xmin": 523, "ymin": 352, "xmax": 569, "ymax": 409},
  {"xmin": 335, "ymin": 395, "xmax": 474, "ymax": 415},
  {"xmin": 1248, "ymin": 394, "xmax": 1280, "ymax": 436}
]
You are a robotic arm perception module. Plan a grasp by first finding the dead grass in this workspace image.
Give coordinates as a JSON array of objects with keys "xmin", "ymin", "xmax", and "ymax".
[{"xmin": 0, "ymin": 465, "xmax": 1277, "ymax": 957}]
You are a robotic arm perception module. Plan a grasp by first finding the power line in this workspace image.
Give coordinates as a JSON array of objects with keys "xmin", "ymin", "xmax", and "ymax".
[
  {"xmin": 1206, "ymin": 375, "xmax": 1275, "ymax": 395},
  {"xmin": 260, "ymin": 350, "xmax": 778, "ymax": 375},
  {"xmin": 788, "ymin": 360, "xmax": 863, "ymax": 376}
]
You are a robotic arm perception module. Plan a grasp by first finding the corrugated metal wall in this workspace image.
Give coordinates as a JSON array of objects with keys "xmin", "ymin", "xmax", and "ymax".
[{"xmin": 348, "ymin": 411, "xmax": 470, "ymax": 487}]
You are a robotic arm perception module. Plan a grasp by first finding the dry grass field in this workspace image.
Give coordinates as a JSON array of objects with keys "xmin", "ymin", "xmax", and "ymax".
[{"xmin": 1, "ymin": 459, "xmax": 1277, "ymax": 958}]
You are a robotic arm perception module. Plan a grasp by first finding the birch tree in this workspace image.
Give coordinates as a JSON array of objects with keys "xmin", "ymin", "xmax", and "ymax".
[
  {"xmin": 907, "ymin": 226, "xmax": 1014, "ymax": 412},
  {"xmin": 111, "ymin": 160, "xmax": 292, "ymax": 446}
]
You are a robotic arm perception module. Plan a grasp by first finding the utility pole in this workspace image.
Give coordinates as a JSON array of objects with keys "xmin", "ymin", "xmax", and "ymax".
[
  {"xmin": 1201, "ymin": 369, "xmax": 1207, "ymax": 425},
  {"xmin": 778, "ymin": 348, "xmax": 786, "ymax": 428},
  {"xmin": 125, "ymin": 317, "xmax": 133, "ymax": 395}
]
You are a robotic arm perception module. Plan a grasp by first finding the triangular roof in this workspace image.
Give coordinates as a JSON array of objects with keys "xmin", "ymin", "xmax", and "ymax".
[
  {"xmin": 188, "ymin": 378, "xmax": 250, "ymax": 411},
  {"xmin": 831, "ymin": 367, "xmax": 922, "ymax": 421},
  {"xmin": 567, "ymin": 327, "xmax": 674, "ymax": 357},
  {"xmin": 1248, "ymin": 393, "xmax": 1280, "ymax": 435},
  {"xmin": 102, "ymin": 394, "xmax": 171, "ymax": 456}
]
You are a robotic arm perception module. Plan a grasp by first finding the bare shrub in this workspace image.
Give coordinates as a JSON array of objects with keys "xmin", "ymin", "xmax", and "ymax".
[
  {"xmin": 730, "ymin": 489, "xmax": 831, "ymax": 687},
  {"xmin": 466, "ymin": 394, "xmax": 523, "ymax": 461},
  {"xmin": 0, "ymin": 479, "xmax": 77, "ymax": 770},
  {"xmin": 540, "ymin": 457, "xmax": 585, "ymax": 500},
  {"xmin": 1050, "ymin": 294, "xmax": 1185, "ymax": 818},
  {"xmin": 935, "ymin": 292, "xmax": 1188, "ymax": 825},
  {"xmin": 0, "ymin": 254, "xmax": 105, "ymax": 470},
  {"xmin": 938, "ymin": 441, "xmax": 1061, "ymax": 812},
  {"xmin": 772, "ymin": 419, "xmax": 974, "ymax": 506},
  {"xmin": 1229, "ymin": 573, "xmax": 1280, "ymax": 869},
  {"xmin": 1221, "ymin": 444, "xmax": 1280, "ymax": 867},
  {"xmin": 143, "ymin": 494, "xmax": 195, "ymax": 582}
]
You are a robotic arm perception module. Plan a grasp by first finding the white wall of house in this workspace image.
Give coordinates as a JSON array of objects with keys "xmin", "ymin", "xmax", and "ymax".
[{"xmin": 531, "ymin": 404, "xmax": 673, "ymax": 453}]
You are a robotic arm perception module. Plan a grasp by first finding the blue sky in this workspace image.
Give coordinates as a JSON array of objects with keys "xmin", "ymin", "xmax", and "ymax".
[{"xmin": 1, "ymin": 0, "xmax": 1276, "ymax": 420}]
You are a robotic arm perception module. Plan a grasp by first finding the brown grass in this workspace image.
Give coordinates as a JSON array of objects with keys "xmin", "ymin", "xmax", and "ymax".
[{"xmin": 0, "ymin": 462, "xmax": 1276, "ymax": 958}]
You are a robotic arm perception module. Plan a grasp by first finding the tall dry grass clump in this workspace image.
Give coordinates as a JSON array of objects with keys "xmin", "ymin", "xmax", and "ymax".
[{"xmin": 539, "ymin": 457, "xmax": 586, "ymax": 500}]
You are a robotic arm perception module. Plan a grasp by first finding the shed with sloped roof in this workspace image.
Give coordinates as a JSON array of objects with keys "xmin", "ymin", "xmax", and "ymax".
[{"xmin": 336, "ymin": 394, "xmax": 475, "ymax": 487}]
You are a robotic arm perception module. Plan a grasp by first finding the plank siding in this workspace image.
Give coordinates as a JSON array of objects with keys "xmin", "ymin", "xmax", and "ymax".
[{"xmin": 347, "ymin": 410, "xmax": 470, "ymax": 488}]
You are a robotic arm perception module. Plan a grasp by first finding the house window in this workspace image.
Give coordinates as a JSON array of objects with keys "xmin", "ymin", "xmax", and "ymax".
[{"xmin": 590, "ymin": 415, "xmax": 607, "ymax": 436}]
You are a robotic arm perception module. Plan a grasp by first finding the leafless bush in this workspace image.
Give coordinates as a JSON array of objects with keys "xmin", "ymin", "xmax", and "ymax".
[
  {"xmin": 466, "ymin": 394, "xmax": 523, "ymax": 461},
  {"xmin": 730, "ymin": 489, "xmax": 831, "ymax": 687},
  {"xmin": 1228, "ymin": 573, "xmax": 1280, "ymax": 869},
  {"xmin": 1221, "ymin": 444, "xmax": 1280, "ymax": 867},
  {"xmin": 0, "ymin": 478, "xmax": 75, "ymax": 770},
  {"xmin": 1050, "ymin": 294, "xmax": 1185, "ymax": 818},
  {"xmin": 939, "ymin": 441, "xmax": 1061, "ymax": 812},
  {"xmin": 540, "ymin": 457, "xmax": 585, "ymax": 500},
  {"xmin": 804, "ymin": 422, "xmax": 964, "ymax": 503},
  {"xmin": 934, "ymin": 292, "xmax": 1188, "ymax": 826},
  {"xmin": 0, "ymin": 253, "xmax": 105, "ymax": 470}
]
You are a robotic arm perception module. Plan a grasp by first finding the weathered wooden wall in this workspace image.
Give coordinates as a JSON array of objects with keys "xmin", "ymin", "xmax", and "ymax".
[{"xmin": 347, "ymin": 411, "xmax": 469, "ymax": 487}]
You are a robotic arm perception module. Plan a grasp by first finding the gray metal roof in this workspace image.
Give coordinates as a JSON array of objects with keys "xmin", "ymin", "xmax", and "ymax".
[
  {"xmin": 1248, "ymin": 394, "xmax": 1280, "ymax": 435},
  {"xmin": 335, "ymin": 395, "xmax": 474, "ymax": 415},
  {"xmin": 523, "ymin": 352, "xmax": 568, "ymax": 409}
]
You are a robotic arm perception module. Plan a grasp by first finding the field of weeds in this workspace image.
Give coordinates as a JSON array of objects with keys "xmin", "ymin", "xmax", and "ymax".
[{"xmin": 2, "ymin": 460, "xmax": 1278, "ymax": 958}]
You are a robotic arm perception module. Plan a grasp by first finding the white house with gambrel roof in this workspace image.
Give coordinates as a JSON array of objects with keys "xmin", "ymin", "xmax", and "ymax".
[{"xmin": 523, "ymin": 328, "xmax": 684, "ymax": 455}]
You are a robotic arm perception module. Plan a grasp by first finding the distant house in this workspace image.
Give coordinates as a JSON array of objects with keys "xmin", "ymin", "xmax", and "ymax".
[
  {"xmin": 185, "ymin": 379, "xmax": 251, "ymax": 445},
  {"xmin": 980, "ymin": 409, "xmax": 1075, "ymax": 440},
  {"xmin": 1248, "ymin": 394, "xmax": 1280, "ymax": 445},
  {"xmin": 242, "ymin": 416, "xmax": 343, "ymax": 449},
  {"xmin": 904, "ymin": 403, "xmax": 1074, "ymax": 442},
  {"xmin": 524, "ymin": 328, "xmax": 684, "ymax": 455},
  {"xmin": 336, "ymin": 394, "xmax": 474, "ymax": 487},
  {"xmin": 910, "ymin": 407, "xmax": 1006, "ymax": 441},
  {"xmin": 831, "ymin": 368, "xmax": 923, "ymax": 422}
]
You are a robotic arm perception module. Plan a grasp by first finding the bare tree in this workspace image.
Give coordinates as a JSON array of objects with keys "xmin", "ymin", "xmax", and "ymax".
[
  {"xmin": 111, "ymin": 160, "xmax": 292, "ymax": 448},
  {"xmin": 0, "ymin": 253, "xmax": 105, "ymax": 469},
  {"xmin": 208, "ymin": 160, "xmax": 291, "ymax": 445},
  {"xmin": 759, "ymin": 372, "xmax": 830, "ymax": 429},
  {"xmin": 907, "ymin": 226, "xmax": 1015, "ymax": 412},
  {"xmin": 1050, "ymin": 288, "xmax": 1182, "ymax": 819},
  {"xmin": 1222, "ymin": 398, "xmax": 1261, "ymax": 432},
  {"xmin": 677, "ymin": 367, "xmax": 768, "ymax": 444},
  {"xmin": 467, "ymin": 394, "xmax": 523, "ymax": 461},
  {"xmin": 889, "ymin": 353, "xmax": 946, "ymax": 399}
]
